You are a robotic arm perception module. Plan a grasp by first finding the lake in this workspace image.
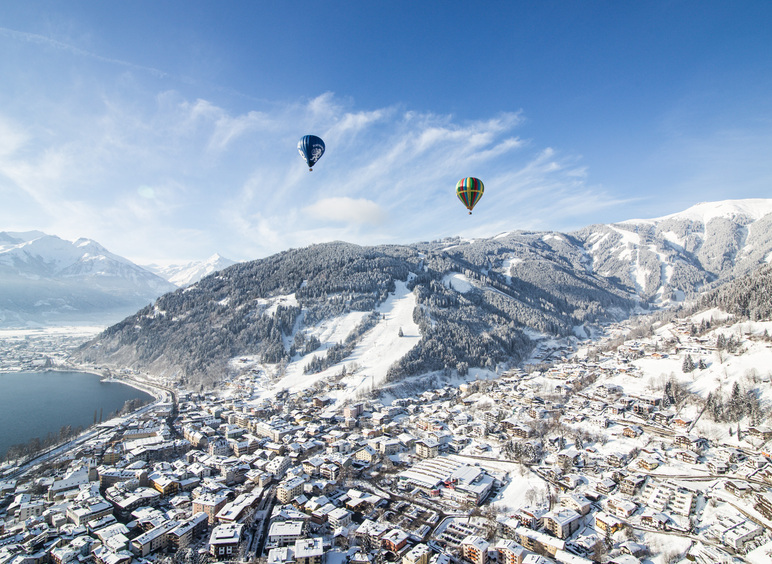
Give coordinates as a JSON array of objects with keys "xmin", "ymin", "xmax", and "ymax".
[{"xmin": 0, "ymin": 370, "xmax": 154, "ymax": 458}]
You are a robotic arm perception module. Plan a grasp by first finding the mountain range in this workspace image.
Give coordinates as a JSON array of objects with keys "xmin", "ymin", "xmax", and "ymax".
[
  {"xmin": 143, "ymin": 254, "xmax": 237, "ymax": 288},
  {"xmin": 0, "ymin": 232, "xmax": 234, "ymax": 327},
  {"xmin": 72, "ymin": 198, "xmax": 772, "ymax": 389}
]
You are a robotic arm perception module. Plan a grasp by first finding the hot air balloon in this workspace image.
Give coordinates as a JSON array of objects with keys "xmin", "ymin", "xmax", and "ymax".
[
  {"xmin": 456, "ymin": 177, "xmax": 484, "ymax": 214},
  {"xmin": 297, "ymin": 135, "xmax": 325, "ymax": 171}
]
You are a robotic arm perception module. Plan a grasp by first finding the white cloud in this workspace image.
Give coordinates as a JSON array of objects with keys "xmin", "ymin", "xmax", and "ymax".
[
  {"xmin": 303, "ymin": 197, "xmax": 386, "ymax": 226},
  {"xmin": 0, "ymin": 66, "xmax": 614, "ymax": 263}
]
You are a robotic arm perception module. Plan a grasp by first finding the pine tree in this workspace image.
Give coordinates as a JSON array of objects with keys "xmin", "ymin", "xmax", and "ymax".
[
  {"xmin": 682, "ymin": 354, "xmax": 695, "ymax": 373},
  {"xmin": 729, "ymin": 382, "xmax": 742, "ymax": 421}
]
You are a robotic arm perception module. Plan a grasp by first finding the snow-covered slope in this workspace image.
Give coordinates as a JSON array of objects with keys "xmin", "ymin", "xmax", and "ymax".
[
  {"xmin": 144, "ymin": 254, "xmax": 236, "ymax": 287},
  {"xmin": 572, "ymin": 198, "xmax": 772, "ymax": 305},
  {"xmin": 0, "ymin": 231, "xmax": 177, "ymax": 327},
  {"xmin": 248, "ymin": 280, "xmax": 421, "ymax": 403},
  {"xmin": 646, "ymin": 198, "xmax": 772, "ymax": 224}
]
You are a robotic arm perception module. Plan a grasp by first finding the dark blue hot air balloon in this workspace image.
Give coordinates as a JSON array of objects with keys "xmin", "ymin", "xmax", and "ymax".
[{"xmin": 297, "ymin": 135, "xmax": 325, "ymax": 171}]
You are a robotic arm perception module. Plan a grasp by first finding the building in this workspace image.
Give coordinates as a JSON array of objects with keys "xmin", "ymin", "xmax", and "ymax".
[
  {"xmin": 208, "ymin": 523, "xmax": 244, "ymax": 560},
  {"xmin": 267, "ymin": 520, "xmax": 305, "ymax": 548},
  {"xmin": 542, "ymin": 509, "xmax": 582, "ymax": 539},
  {"xmin": 131, "ymin": 519, "xmax": 180, "ymax": 557},
  {"xmin": 216, "ymin": 491, "xmax": 261, "ymax": 524},
  {"xmin": 515, "ymin": 527, "xmax": 565, "ymax": 558},
  {"xmin": 415, "ymin": 440, "xmax": 440, "ymax": 459},
  {"xmin": 168, "ymin": 512, "xmax": 208, "ymax": 549},
  {"xmin": 403, "ymin": 543, "xmax": 432, "ymax": 564},
  {"xmin": 461, "ymin": 535, "xmax": 489, "ymax": 564},
  {"xmin": 277, "ymin": 476, "xmax": 306, "ymax": 504},
  {"xmin": 327, "ymin": 506, "xmax": 353, "ymax": 529},
  {"xmin": 381, "ymin": 528, "xmax": 409, "ymax": 552},
  {"xmin": 293, "ymin": 537, "xmax": 324, "ymax": 564},
  {"xmin": 192, "ymin": 492, "xmax": 228, "ymax": 525},
  {"xmin": 495, "ymin": 539, "xmax": 528, "ymax": 564}
]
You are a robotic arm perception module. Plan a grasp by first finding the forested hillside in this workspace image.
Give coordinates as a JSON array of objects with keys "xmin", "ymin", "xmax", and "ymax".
[
  {"xmin": 75, "ymin": 240, "xmax": 635, "ymax": 387},
  {"xmin": 74, "ymin": 201, "xmax": 772, "ymax": 388},
  {"xmin": 699, "ymin": 263, "xmax": 772, "ymax": 321}
]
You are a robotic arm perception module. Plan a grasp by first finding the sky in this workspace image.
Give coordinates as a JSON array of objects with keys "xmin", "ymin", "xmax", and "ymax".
[{"xmin": 1, "ymin": 1, "xmax": 771, "ymax": 265}]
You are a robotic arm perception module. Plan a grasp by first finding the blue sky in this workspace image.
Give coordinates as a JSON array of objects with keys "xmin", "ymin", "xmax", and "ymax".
[{"xmin": 1, "ymin": 1, "xmax": 771, "ymax": 264}]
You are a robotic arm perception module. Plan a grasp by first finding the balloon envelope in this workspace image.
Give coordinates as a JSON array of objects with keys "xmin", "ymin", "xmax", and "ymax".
[
  {"xmin": 456, "ymin": 177, "xmax": 484, "ymax": 214},
  {"xmin": 297, "ymin": 135, "xmax": 325, "ymax": 170}
]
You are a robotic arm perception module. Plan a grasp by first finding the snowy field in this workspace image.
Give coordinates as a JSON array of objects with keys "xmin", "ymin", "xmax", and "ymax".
[{"xmin": 0, "ymin": 326, "xmax": 104, "ymax": 340}]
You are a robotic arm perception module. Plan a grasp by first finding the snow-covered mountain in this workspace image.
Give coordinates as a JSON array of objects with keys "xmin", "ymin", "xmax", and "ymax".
[
  {"xmin": 0, "ymin": 231, "xmax": 177, "ymax": 327},
  {"xmin": 75, "ymin": 198, "xmax": 772, "ymax": 387},
  {"xmin": 144, "ymin": 254, "xmax": 237, "ymax": 287},
  {"xmin": 571, "ymin": 199, "xmax": 772, "ymax": 305}
]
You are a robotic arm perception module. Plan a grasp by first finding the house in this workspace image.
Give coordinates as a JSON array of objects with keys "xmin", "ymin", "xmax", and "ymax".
[
  {"xmin": 354, "ymin": 445, "xmax": 379, "ymax": 465},
  {"xmin": 754, "ymin": 491, "xmax": 772, "ymax": 520},
  {"xmin": 637, "ymin": 457, "xmax": 659, "ymax": 471},
  {"xmin": 515, "ymin": 526, "xmax": 565, "ymax": 557},
  {"xmin": 619, "ymin": 475, "xmax": 645, "ymax": 496},
  {"xmin": 320, "ymin": 462, "xmax": 341, "ymax": 481},
  {"xmin": 640, "ymin": 512, "xmax": 669, "ymax": 530},
  {"xmin": 707, "ymin": 460, "xmax": 729, "ymax": 474},
  {"xmin": 327, "ymin": 507, "xmax": 352, "ymax": 529},
  {"xmin": 596, "ymin": 478, "xmax": 617, "ymax": 494},
  {"xmin": 606, "ymin": 452, "xmax": 628, "ymax": 468},
  {"xmin": 216, "ymin": 491, "xmax": 260, "ymax": 524},
  {"xmin": 606, "ymin": 497, "xmax": 637, "ymax": 519},
  {"xmin": 675, "ymin": 450, "xmax": 699, "ymax": 464},
  {"xmin": 208, "ymin": 522, "xmax": 244, "ymax": 559},
  {"xmin": 591, "ymin": 416, "xmax": 609, "ymax": 429},
  {"xmin": 723, "ymin": 520, "xmax": 763, "ymax": 551},
  {"xmin": 560, "ymin": 494, "xmax": 591, "ymax": 515},
  {"xmin": 724, "ymin": 480, "xmax": 753, "ymax": 498},
  {"xmin": 674, "ymin": 434, "xmax": 708, "ymax": 452},
  {"xmin": 511, "ymin": 506, "xmax": 548, "ymax": 530},
  {"xmin": 595, "ymin": 511, "xmax": 623, "ymax": 535},
  {"xmin": 748, "ymin": 426, "xmax": 772, "ymax": 441},
  {"xmin": 622, "ymin": 426, "xmax": 642, "ymax": 439},
  {"xmin": 541, "ymin": 509, "xmax": 582, "ymax": 539},
  {"xmin": 168, "ymin": 512, "xmax": 208, "ymax": 549},
  {"xmin": 557, "ymin": 449, "xmax": 581, "ymax": 468},
  {"xmin": 381, "ymin": 528, "xmax": 410, "ymax": 552}
]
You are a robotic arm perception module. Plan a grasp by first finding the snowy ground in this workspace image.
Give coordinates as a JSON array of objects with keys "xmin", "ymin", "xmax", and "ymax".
[
  {"xmin": 442, "ymin": 272, "xmax": 474, "ymax": 293},
  {"xmin": 242, "ymin": 280, "xmax": 421, "ymax": 406}
]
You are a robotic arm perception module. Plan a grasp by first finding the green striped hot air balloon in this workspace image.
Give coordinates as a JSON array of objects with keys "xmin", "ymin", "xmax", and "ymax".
[{"xmin": 456, "ymin": 177, "xmax": 484, "ymax": 214}]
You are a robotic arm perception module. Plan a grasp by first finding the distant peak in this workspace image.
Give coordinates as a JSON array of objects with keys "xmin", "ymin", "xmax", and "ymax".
[{"xmin": 620, "ymin": 198, "xmax": 772, "ymax": 225}]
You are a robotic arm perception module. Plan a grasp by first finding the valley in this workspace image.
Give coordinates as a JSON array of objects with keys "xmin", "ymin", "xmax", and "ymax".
[{"xmin": 4, "ymin": 289, "xmax": 772, "ymax": 563}]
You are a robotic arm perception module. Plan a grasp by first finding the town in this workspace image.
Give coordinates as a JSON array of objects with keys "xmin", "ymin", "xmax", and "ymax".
[{"xmin": 2, "ymin": 310, "xmax": 772, "ymax": 564}]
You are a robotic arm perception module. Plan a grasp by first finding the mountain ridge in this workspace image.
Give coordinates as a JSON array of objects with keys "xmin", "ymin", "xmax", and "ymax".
[
  {"xmin": 143, "ymin": 254, "xmax": 237, "ymax": 288},
  {"xmin": 73, "ymin": 198, "xmax": 772, "ymax": 389},
  {"xmin": 0, "ymin": 232, "xmax": 177, "ymax": 327}
]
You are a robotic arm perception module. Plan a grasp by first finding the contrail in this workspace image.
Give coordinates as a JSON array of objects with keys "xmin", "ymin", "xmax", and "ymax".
[{"xmin": 0, "ymin": 27, "xmax": 168, "ymax": 78}]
